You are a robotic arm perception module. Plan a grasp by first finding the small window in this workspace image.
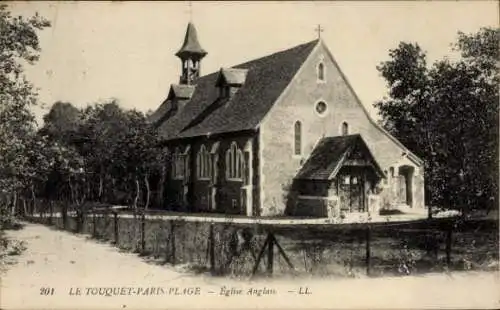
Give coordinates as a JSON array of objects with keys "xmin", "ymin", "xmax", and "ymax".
[
  {"xmin": 219, "ymin": 86, "xmax": 230, "ymax": 98},
  {"xmin": 318, "ymin": 63, "xmax": 325, "ymax": 81},
  {"xmin": 315, "ymin": 101, "xmax": 327, "ymax": 115},
  {"xmin": 352, "ymin": 177, "xmax": 358, "ymax": 185},
  {"xmin": 342, "ymin": 122, "xmax": 349, "ymax": 136},
  {"xmin": 389, "ymin": 167, "xmax": 395, "ymax": 178},
  {"xmin": 384, "ymin": 170, "xmax": 388, "ymax": 184},
  {"xmin": 342, "ymin": 175, "xmax": 350, "ymax": 185},
  {"xmin": 294, "ymin": 121, "xmax": 302, "ymax": 156}
]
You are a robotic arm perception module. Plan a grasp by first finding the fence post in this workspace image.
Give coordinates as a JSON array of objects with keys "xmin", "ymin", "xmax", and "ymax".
[
  {"xmin": 48, "ymin": 201, "xmax": 53, "ymax": 225},
  {"xmin": 62, "ymin": 204, "xmax": 67, "ymax": 230},
  {"xmin": 209, "ymin": 224, "xmax": 215, "ymax": 273},
  {"xmin": 445, "ymin": 224, "xmax": 453, "ymax": 268},
  {"xmin": 266, "ymin": 233, "xmax": 274, "ymax": 276},
  {"xmin": 92, "ymin": 211, "xmax": 97, "ymax": 238},
  {"xmin": 76, "ymin": 210, "xmax": 82, "ymax": 233},
  {"xmin": 170, "ymin": 220, "xmax": 176, "ymax": 264},
  {"xmin": 114, "ymin": 212, "xmax": 119, "ymax": 245},
  {"xmin": 251, "ymin": 233, "xmax": 270, "ymax": 277},
  {"xmin": 141, "ymin": 212, "xmax": 146, "ymax": 253},
  {"xmin": 83, "ymin": 207, "xmax": 87, "ymax": 233},
  {"xmin": 272, "ymin": 234, "xmax": 295, "ymax": 272},
  {"xmin": 366, "ymin": 226, "xmax": 371, "ymax": 276}
]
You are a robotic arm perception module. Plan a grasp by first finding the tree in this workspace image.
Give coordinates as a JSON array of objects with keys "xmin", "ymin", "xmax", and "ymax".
[
  {"xmin": 39, "ymin": 99, "xmax": 167, "ymax": 210},
  {"xmin": 77, "ymin": 100, "xmax": 131, "ymax": 203},
  {"xmin": 39, "ymin": 101, "xmax": 82, "ymax": 145},
  {"xmin": 0, "ymin": 4, "xmax": 50, "ymax": 218},
  {"xmin": 1, "ymin": 4, "xmax": 169, "ymax": 217},
  {"xmin": 113, "ymin": 109, "xmax": 165, "ymax": 210},
  {"xmin": 375, "ymin": 27, "xmax": 499, "ymax": 214},
  {"xmin": 375, "ymin": 42, "xmax": 431, "ymax": 155}
]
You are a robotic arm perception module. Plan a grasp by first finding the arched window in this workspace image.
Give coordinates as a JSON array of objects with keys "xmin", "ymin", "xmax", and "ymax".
[
  {"xmin": 226, "ymin": 142, "xmax": 244, "ymax": 180},
  {"xmin": 318, "ymin": 63, "xmax": 325, "ymax": 81},
  {"xmin": 383, "ymin": 170, "xmax": 388, "ymax": 185},
  {"xmin": 196, "ymin": 145, "xmax": 211, "ymax": 180},
  {"xmin": 342, "ymin": 122, "xmax": 349, "ymax": 136},
  {"xmin": 294, "ymin": 121, "xmax": 302, "ymax": 156},
  {"xmin": 172, "ymin": 147, "xmax": 185, "ymax": 179}
]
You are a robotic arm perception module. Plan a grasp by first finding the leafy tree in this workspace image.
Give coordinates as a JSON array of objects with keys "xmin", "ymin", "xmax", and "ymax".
[
  {"xmin": 375, "ymin": 42, "xmax": 430, "ymax": 154},
  {"xmin": 39, "ymin": 99, "xmax": 167, "ymax": 211},
  {"xmin": 77, "ymin": 100, "xmax": 131, "ymax": 202},
  {"xmin": 113, "ymin": 110, "xmax": 165, "ymax": 210},
  {"xmin": 39, "ymin": 101, "xmax": 82, "ymax": 145},
  {"xmin": 375, "ymin": 27, "xmax": 499, "ymax": 215},
  {"xmin": 1, "ymin": 4, "xmax": 167, "ymax": 217},
  {"xmin": 0, "ymin": 4, "xmax": 50, "ymax": 217}
]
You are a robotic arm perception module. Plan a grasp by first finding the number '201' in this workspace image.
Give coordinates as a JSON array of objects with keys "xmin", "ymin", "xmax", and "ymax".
[{"xmin": 40, "ymin": 287, "xmax": 55, "ymax": 295}]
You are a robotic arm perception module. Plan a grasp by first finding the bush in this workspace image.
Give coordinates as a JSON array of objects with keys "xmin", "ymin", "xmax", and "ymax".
[
  {"xmin": 6, "ymin": 240, "xmax": 26, "ymax": 256},
  {"xmin": 0, "ymin": 231, "xmax": 27, "ymax": 272},
  {"xmin": 0, "ymin": 213, "xmax": 23, "ymax": 230}
]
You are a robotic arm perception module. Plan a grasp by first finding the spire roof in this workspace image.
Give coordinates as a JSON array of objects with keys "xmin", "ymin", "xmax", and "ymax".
[{"xmin": 176, "ymin": 22, "xmax": 207, "ymax": 59}]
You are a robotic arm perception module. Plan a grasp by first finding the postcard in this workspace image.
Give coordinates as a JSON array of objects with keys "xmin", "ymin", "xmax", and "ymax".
[{"xmin": 1, "ymin": 1, "xmax": 498, "ymax": 309}]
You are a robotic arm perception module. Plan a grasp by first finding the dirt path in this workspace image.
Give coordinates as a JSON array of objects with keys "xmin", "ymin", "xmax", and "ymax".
[{"xmin": 1, "ymin": 223, "xmax": 499, "ymax": 309}]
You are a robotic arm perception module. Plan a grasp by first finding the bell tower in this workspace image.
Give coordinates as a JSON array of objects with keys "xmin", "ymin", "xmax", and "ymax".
[{"xmin": 176, "ymin": 22, "xmax": 207, "ymax": 85}]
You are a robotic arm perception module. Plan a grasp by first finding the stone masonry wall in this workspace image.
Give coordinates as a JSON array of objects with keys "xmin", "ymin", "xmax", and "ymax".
[
  {"xmin": 259, "ymin": 41, "xmax": 425, "ymax": 216},
  {"xmin": 164, "ymin": 132, "xmax": 260, "ymax": 215}
]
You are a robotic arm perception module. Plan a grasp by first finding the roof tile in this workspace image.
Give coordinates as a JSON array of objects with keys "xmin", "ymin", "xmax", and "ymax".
[
  {"xmin": 296, "ymin": 134, "xmax": 385, "ymax": 180},
  {"xmin": 155, "ymin": 39, "xmax": 319, "ymax": 140}
]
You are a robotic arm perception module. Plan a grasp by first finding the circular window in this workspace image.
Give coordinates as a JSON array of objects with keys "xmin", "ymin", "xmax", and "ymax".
[{"xmin": 315, "ymin": 101, "xmax": 327, "ymax": 115}]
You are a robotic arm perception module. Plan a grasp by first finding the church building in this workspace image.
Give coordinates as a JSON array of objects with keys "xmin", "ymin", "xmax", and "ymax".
[{"xmin": 149, "ymin": 22, "xmax": 426, "ymax": 218}]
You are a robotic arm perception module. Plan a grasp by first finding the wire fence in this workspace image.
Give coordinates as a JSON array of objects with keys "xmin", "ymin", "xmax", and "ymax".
[{"xmin": 24, "ymin": 200, "xmax": 499, "ymax": 278}]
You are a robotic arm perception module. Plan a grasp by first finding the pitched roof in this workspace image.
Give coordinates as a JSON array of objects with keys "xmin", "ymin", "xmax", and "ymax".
[
  {"xmin": 296, "ymin": 134, "xmax": 385, "ymax": 180},
  {"xmin": 176, "ymin": 22, "xmax": 207, "ymax": 59},
  {"xmin": 155, "ymin": 39, "xmax": 319, "ymax": 140},
  {"xmin": 148, "ymin": 98, "xmax": 174, "ymax": 125}
]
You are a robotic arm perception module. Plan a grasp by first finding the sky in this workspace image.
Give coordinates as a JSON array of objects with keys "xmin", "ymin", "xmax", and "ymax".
[{"xmin": 8, "ymin": 1, "xmax": 499, "ymax": 125}]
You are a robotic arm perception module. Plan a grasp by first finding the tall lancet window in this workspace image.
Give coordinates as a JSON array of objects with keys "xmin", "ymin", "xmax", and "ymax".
[
  {"xmin": 318, "ymin": 63, "xmax": 325, "ymax": 81},
  {"xmin": 172, "ymin": 147, "xmax": 185, "ymax": 180},
  {"xmin": 226, "ymin": 142, "xmax": 244, "ymax": 180},
  {"xmin": 196, "ymin": 144, "xmax": 211, "ymax": 180},
  {"xmin": 294, "ymin": 121, "xmax": 302, "ymax": 156},
  {"xmin": 342, "ymin": 122, "xmax": 349, "ymax": 136}
]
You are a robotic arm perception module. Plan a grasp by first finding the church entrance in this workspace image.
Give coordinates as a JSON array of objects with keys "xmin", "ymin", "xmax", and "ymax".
[
  {"xmin": 294, "ymin": 134, "xmax": 385, "ymax": 217},
  {"xmin": 338, "ymin": 168, "xmax": 365, "ymax": 213}
]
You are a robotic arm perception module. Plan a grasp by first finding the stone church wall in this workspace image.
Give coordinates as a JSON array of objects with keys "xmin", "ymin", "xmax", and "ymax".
[
  {"xmin": 260, "ymin": 41, "xmax": 425, "ymax": 216},
  {"xmin": 163, "ymin": 132, "xmax": 260, "ymax": 215}
]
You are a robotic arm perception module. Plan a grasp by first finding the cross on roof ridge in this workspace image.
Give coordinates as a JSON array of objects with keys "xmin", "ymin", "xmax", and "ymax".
[
  {"xmin": 315, "ymin": 24, "xmax": 324, "ymax": 39},
  {"xmin": 188, "ymin": 1, "xmax": 193, "ymax": 21}
]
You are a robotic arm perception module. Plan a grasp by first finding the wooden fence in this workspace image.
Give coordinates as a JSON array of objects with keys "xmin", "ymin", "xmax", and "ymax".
[{"xmin": 24, "ymin": 201, "xmax": 499, "ymax": 278}]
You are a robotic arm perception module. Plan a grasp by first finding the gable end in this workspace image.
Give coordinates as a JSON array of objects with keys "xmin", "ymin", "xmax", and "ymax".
[{"xmin": 319, "ymin": 40, "xmax": 423, "ymax": 166}]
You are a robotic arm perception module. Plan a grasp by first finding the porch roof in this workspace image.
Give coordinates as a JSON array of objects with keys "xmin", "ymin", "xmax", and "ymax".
[{"xmin": 296, "ymin": 134, "xmax": 385, "ymax": 180}]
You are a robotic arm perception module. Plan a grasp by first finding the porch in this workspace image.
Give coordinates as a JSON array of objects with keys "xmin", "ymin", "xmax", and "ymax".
[{"xmin": 289, "ymin": 134, "xmax": 386, "ymax": 219}]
